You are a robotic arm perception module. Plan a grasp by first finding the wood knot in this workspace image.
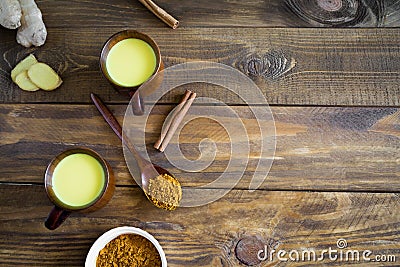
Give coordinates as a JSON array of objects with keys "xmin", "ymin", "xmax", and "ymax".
[
  {"xmin": 234, "ymin": 236, "xmax": 264, "ymax": 266},
  {"xmin": 285, "ymin": 0, "xmax": 384, "ymax": 27},
  {"xmin": 241, "ymin": 50, "xmax": 296, "ymax": 80},
  {"xmin": 317, "ymin": 0, "xmax": 343, "ymax": 12}
]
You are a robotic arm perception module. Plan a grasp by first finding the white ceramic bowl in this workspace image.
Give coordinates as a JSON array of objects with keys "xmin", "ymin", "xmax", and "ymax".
[{"xmin": 85, "ymin": 226, "xmax": 167, "ymax": 267}]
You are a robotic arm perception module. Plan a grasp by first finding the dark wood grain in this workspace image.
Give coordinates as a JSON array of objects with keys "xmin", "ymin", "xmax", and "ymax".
[
  {"xmin": 1, "ymin": 28, "xmax": 400, "ymax": 106},
  {"xmin": 285, "ymin": 0, "xmax": 399, "ymax": 27},
  {"xmin": 17, "ymin": 0, "xmax": 400, "ymax": 28},
  {"xmin": 1, "ymin": 104, "xmax": 398, "ymax": 192},
  {"xmin": 0, "ymin": 184, "xmax": 399, "ymax": 266}
]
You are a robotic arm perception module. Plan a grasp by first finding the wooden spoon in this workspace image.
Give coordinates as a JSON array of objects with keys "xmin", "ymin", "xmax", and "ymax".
[{"xmin": 90, "ymin": 93, "xmax": 181, "ymax": 210}]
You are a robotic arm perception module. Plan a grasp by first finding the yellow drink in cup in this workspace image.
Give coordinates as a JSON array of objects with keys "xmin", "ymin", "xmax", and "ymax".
[
  {"xmin": 105, "ymin": 38, "xmax": 157, "ymax": 87},
  {"xmin": 44, "ymin": 148, "xmax": 115, "ymax": 230},
  {"xmin": 100, "ymin": 30, "xmax": 162, "ymax": 98},
  {"xmin": 52, "ymin": 153, "xmax": 105, "ymax": 207}
]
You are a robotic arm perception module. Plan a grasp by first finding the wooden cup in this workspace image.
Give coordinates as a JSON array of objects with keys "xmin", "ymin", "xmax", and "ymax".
[
  {"xmin": 100, "ymin": 30, "xmax": 162, "ymax": 98},
  {"xmin": 44, "ymin": 148, "xmax": 115, "ymax": 230}
]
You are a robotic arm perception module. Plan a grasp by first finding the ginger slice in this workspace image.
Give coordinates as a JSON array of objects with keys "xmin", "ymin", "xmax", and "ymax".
[
  {"xmin": 27, "ymin": 62, "xmax": 62, "ymax": 91},
  {"xmin": 15, "ymin": 70, "xmax": 39, "ymax": 91},
  {"xmin": 11, "ymin": 54, "xmax": 38, "ymax": 82}
]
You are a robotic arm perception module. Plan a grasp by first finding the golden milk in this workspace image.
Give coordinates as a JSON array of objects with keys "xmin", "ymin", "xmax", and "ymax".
[
  {"xmin": 52, "ymin": 153, "xmax": 105, "ymax": 207},
  {"xmin": 106, "ymin": 38, "xmax": 156, "ymax": 87}
]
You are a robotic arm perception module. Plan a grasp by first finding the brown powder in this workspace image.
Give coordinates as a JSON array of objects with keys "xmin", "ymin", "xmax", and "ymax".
[
  {"xmin": 96, "ymin": 234, "xmax": 161, "ymax": 267},
  {"xmin": 147, "ymin": 173, "xmax": 182, "ymax": 211}
]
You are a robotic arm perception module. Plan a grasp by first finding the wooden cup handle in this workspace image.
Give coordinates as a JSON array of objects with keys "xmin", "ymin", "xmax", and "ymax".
[{"xmin": 45, "ymin": 206, "xmax": 72, "ymax": 230}]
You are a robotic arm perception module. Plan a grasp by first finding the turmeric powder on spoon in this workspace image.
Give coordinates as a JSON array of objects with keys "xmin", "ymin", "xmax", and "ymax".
[{"xmin": 146, "ymin": 173, "xmax": 182, "ymax": 211}]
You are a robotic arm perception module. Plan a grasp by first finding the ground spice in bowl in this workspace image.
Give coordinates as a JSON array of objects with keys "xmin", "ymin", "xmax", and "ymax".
[{"xmin": 96, "ymin": 234, "xmax": 161, "ymax": 267}]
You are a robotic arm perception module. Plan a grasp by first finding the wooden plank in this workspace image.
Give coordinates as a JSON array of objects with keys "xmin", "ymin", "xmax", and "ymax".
[
  {"xmin": 0, "ymin": 184, "xmax": 398, "ymax": 266},
  {"xmin": 1, "ymin": 104, "xmax": 398, "ymax": 192},
  {"xmin": 19, "ymin": 0, "xmax": 400, "ymax": 28},
  {"xmin": 1, "ymin": 28, "xmax": 399, "ymax": 106}
]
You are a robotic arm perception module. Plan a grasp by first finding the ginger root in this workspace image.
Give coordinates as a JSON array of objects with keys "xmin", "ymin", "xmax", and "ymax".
[
  {"xmin": 17, "ymin": 0, "xmax": 47, "ymax": 47},
  {"xmin": 0, "ymin": 0, "xmax": 22, "ymax": 29},
  {"xmin": 0, "ymin": 0, "xmax": 46, "ymax": 46}
]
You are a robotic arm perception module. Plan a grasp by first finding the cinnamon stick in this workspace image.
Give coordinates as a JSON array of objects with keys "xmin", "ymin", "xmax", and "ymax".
[
  {"xmin": 138, "ymin": 0, "xmax": 179, "ymax": 29},
  {"xmin": 156, "ymin": 91, "xmax": 196, "ymax": 152},
  {"xmin": 154, "ymin": 90, "xmax": 192, "ymax": 150}
]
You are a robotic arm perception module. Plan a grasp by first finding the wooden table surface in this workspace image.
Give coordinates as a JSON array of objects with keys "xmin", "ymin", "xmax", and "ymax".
[{"xmin": 1, "ymin": 0, "xmax": 399, "ymax": 266}]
